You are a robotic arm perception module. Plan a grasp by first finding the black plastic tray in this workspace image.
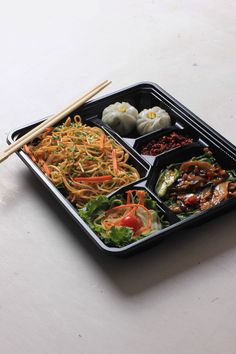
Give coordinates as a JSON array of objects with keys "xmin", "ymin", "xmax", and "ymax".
[{"xmin": 7, "ymin": 82, "xmax": 236, "ymax": 255}]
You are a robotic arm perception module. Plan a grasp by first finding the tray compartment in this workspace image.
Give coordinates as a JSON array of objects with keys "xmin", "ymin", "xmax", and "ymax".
[
  {"xmin": 78, "ymin": 183, "xmax": 179, "ymax": 254},
  {"xmin": 147, "ymin": 143, "xmax": 236, "ymax": 222},
  {"xmin": 133, "ymin": 125, "xmax": 202, "ymax": 165},
  {"xmin": 9, "ymin": 116, "xmax": 149, "ymax": 207},
  {"xmin": 85, "ymin": 86, "xmax": 176, "ymax": 140}
]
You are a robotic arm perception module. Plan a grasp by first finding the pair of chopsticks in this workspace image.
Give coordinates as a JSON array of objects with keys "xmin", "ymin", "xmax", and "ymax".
[{"xmin": 0, "ymin": 80, "xmax": 111, "ymax": 163}]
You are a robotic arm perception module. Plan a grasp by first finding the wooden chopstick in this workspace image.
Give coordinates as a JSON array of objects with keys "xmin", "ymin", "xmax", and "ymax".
[
  {"xmin": 4, "ymin": 80, "xmax": 110, "ymax": 154},
  {"xmin": 0, "ymin": 80, "xmax": 111, "ymax": 163}
]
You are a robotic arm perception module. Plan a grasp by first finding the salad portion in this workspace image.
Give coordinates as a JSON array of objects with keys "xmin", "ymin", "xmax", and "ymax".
[
  {"xmin": 79, "ymin": 189, "xmax": 169, "ymax": 247},
  {"xmin": 155, "ymin": 148, "xmax": 236, "ymax": 219}
]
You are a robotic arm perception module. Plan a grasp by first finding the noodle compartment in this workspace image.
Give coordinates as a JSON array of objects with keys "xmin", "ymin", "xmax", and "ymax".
[{"xmin": 23, "ymin": 116, "xmax": 141, "ymax": 208}]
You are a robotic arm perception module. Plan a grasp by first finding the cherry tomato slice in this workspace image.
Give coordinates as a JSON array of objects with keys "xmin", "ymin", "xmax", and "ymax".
[{"xmin": 119, "ymin": 215, "xmax": 142, "ymax": 232}]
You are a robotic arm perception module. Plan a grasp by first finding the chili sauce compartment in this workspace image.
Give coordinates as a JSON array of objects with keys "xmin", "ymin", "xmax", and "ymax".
[
  {"xmin": 7, "ymin": 81, "xmax": 236, "ymax": 256},
  {"xmin": 147, "ymin": 143, "xmax": 236, "ymax": 223},
  {"xmin": 133, "ymin": 125, "xmax": 200, "ymax": 165}
]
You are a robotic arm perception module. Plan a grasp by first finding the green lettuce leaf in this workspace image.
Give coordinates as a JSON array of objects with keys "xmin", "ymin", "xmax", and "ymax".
[
  {"xmin": 79, "ymin": 195, "xmax": 109, "ymax": 219},
  {"xmin": 102, "ymin": 226, "xmax": 133, "ymax": 247}
]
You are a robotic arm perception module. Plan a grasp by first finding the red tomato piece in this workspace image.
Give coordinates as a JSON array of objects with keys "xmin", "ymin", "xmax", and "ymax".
[{"xmin": 119, "ymin": 215, "xmax": 142, "ymax": 232}]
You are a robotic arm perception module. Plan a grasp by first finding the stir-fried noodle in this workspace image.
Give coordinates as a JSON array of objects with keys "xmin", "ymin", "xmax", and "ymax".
[{"xmin": 24, "ymin": 116, "xmax": 140, "ymax": 208}]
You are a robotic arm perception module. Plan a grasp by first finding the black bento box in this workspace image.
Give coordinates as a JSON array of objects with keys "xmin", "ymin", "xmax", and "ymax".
[{"xmin": 7, "ymin": 82, "xmax": 236, "ymax": 255}]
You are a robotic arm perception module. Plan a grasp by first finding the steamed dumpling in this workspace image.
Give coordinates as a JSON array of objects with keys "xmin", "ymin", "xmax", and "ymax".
[
  {"xmin": 137, "ymin": 106, "xmax": 171, "ymax": 135},
  {"xmin": 102, "ymin": 102, "xmax": 138, "ymax": 136}
]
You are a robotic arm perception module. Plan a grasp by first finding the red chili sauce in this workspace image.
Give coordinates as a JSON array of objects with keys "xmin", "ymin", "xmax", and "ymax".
[{"xmin": 140, "ymin": 131, "xmax": 193, "ymax": 156}]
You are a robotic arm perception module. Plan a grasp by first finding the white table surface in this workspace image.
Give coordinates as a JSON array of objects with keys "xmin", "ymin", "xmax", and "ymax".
[{"xmin": 1, "ymin": 1, "xmax": 236, "ymax": 353}]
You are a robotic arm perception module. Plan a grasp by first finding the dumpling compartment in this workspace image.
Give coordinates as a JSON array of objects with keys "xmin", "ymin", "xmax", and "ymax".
[
  {"xmin": 81, "ymin": 85, "xmax": 176, "ymax": 139},
  {"xmin": 99, "ymin": 99, "xmax": 173, "ymax": 139}
]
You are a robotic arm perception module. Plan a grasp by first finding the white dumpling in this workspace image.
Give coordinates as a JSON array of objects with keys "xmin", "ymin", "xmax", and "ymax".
[
  {"xmin": 137, "ymin": 106, "xmax": 171, "ymax": 135},
  {"xmin": 102, "ymin": 102, "xmax": 138, "ymax": 136}
]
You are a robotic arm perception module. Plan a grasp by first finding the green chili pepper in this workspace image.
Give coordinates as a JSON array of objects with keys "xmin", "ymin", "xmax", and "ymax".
[{"xmin": 155, "ymin": 168, "xmax": 180, "ymax": 198}]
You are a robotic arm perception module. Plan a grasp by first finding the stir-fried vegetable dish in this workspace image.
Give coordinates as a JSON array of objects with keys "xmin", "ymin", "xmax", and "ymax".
[
  {"xmin": 155, "ymin": 148, "xmax": 236, "ymax": 219},
  {"xmin": 79, "ymin": 189, "xmax": 169, "ymax": 247}
]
